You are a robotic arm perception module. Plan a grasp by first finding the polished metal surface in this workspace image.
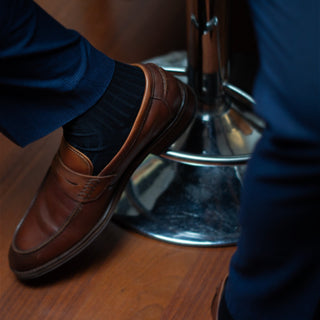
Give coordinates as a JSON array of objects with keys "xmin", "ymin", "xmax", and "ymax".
[
  {"xmin": 113, "ymin": 155, "xmax": 244, "ymax": 246},
  {"xmin": 163, "ymin": 98, "xmax": 262, "ymax": 166},
  {"xmin": 113, "ymin": 0, "xmax": 263, "ymax": 246},
  {"xmin": 113, "ymin": 104, "xmax": 260, "ymax": 245}
]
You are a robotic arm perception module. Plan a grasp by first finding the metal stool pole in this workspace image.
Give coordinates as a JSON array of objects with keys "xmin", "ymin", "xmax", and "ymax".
[{"xmin": 113, "ymin": 0, "xmax": 263, "ymax": 246}]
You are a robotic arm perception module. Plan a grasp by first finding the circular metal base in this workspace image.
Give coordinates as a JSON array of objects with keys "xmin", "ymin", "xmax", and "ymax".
[
  {"xmin": 112, "ymin": 52, "xmax": 263, "ymax": 247},
  {"xmin": 112, "ymin": 96, "xmax": 262, "ymax": 246},
  {"xmin": 113, "ymin": 155, "xmax": 245, "ymax": 246}
]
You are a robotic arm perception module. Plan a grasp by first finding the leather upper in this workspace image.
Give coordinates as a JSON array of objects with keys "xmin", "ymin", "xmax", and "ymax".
[{"xmin": 9, "ymin": 63, "xmax": 196, "ymax": 276}]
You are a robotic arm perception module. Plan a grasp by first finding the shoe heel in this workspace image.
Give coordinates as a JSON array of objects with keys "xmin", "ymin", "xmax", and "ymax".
[{"xmin": 151, "ymin": 84, "xmax": 197, "ymax": 156}]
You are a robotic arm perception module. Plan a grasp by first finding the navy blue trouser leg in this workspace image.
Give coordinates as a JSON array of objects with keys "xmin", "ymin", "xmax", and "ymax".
[
  {"xmin": 225, "ymin": 1, "xmax": 320, "ymax": 319},
  {"xmin": 0, "ymin": 0, "xmax": 115, "ymax": 146}
]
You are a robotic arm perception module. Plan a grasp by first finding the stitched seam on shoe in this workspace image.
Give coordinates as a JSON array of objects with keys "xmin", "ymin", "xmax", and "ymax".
[
  {"xmin": 54, "ymin": 154, "xmax": 116, "ymax": 201},
  {"xmin": 77, "ymin": 179, "xmax": 101, "ymax": 202},
  {"xmin": 12, "ymin": 203, "xmax": 84, "ymax": 255},
  {"xmin": 12, "ymin": 160, "xmax": 114, "ymax": 255}
]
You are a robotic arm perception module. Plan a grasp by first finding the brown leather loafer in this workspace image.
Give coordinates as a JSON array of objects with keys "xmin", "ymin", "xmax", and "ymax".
[{"xmin": 9, "ymin": 63, "xmax": 197, "ymax": 279}]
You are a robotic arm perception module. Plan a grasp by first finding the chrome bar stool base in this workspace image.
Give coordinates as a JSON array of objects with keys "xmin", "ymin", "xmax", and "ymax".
[
  {"xmin": 113, "ymin": 60, "xmax": 262, "ymax": 246},
  {"xmin": 113, "ymin": 0, "xmax": 263, "ymax": 246},
  {"xmin": 113, "ymin": 155, "xmax": 243, "ymax": 246}
]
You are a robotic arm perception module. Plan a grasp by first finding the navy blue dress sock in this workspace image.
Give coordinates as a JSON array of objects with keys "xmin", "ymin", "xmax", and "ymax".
[{"xmin": 63, "ymin": 61, "xmax": 145, "ymax": 175}]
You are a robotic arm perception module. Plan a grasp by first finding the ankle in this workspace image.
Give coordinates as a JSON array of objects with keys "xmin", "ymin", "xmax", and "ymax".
[{"xmin": 63, "ymin": 62, "xmax": 145, "ymax": 174}]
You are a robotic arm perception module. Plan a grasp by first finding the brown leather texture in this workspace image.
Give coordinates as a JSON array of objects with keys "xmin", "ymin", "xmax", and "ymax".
[{"xmin": 9, "ymin": 63, "xmax": 197, "ymax": 279}]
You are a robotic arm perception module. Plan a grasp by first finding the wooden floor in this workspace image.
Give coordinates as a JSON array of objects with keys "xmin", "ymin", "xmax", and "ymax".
[{"xmin": 0, "ymin": 1, "xmax": 236, "ymax": 319}]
